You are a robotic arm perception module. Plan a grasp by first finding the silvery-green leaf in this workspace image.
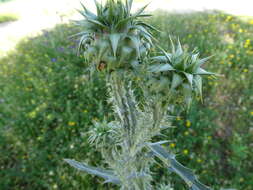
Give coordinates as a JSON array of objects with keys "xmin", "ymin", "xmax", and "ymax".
[
  {"xmin": 151, "ymin": 56, "xmax": 168, "ymax": 63},
  {"xmin": 132, "ymin": 3, "xmax": 150, "ymax": 18},
  {"xmin": 142, "ymin": 33, "xmax": 153, "ymax": 46},
  {"xmin": 109, "ymin": 34, "xmax": 121, "ymax": 56},
  {"xmin": 126, "ymin": 0, "xmax": 133, "ymax": 14},
  {"xmin": 136, "ymin": 14, "xmax": 152, "ymax": 17},
  {"xmin": 80, "ymin": 2, "xmax": 96, "ymax": 19},
  {"xmin": 176, "ymin": 39, "xmax": 183, "ymax": 56},
  {"xmin": 130, "ymin": 60, "xmax": 139, "ymax": 68},
  {"xmin": 149, "ymin": 64, "xmax": 174, "ymax": 73},
  {"xmin": 130, "ymin": 25, "xmax": 152, "ymax": 38},
  {"xmin": 78, "ymin": 34, "xmax": 92, "ymax": 55},
  {"xmin": 171, "ymin": 73, "xmax": 183, "ymax": 89},
  {"xmin": 182, "ymin": 83, "xmax": 192, "ymax": 108},
  {"xmin": 194, "ymin": 68, "xmax": 215, "ymax": 75},
  {"xmin": 64, "ymin": 159, "xmax": 121, "ymax": 185},
  {"xmin": 127, "ymin": 36, "xmax": 140, "ymax": 57},
  {"xmin": 194, "ymin": 75, "xmax": 203, "ymax": 100},
  {"xmin": 94, "ymin": 0, "xmax": 102, "ymax": 16},
  {"xmin": 169, "ymin": 36, "xmax": 175, "ymax": 54},
  {"xmin": 160, "ymin": 48, "xmax": 172, "ymax": 62},
  {"xmin": 183, "ymin": 72, "xmax": 193, "ymax": 88},
  {"xmin": 192, "ymin": 55, "xmax": 213, "ymax": 72},
  {"xmin": 147, "ymin": 144, "xmax": 212, "ymax": 190},
  {"xmin": 120, "ymin": 46, "xmax": 133, "ymax": 62},
  {"xmin": 149, "ymin": 140, "xmax": 169, "ymax": 146},
  {"xmin": 87, "ymin": 19, "xmax": 106, "ymax": 28},
  {"xmin": 191, "ymin": 53, "xmax": 199, "ymax": 62},
  {"xmin": 137, "ymin": 21, "xmax": 161, "ymax": 32},
  {"xmin": 69, "ymin": 32, "xmax": 89, "ymax": 39},
  {"xmin": 198, "ymin": 55, "xmax": 213, "ymax": 66},
  {"xmin": 98, "ymin": 41, "xmax": 109, "ymax": 59},
  {"xmin": 127, "ymin": 172, "xmax": 149, "ymax": 179}
]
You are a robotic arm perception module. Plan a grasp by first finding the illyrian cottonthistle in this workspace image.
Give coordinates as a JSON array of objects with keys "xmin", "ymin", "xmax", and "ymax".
[
  {"xmin": 64, "ymin": 1, "xmax": 215, "ymax": 190},
  {"xmin": 73, "ymin": 0, "xmax": 157, "ymax": 72},
  {"xmin": 148, "ymin": 39, "xmax": 215, "ymax": 108}
]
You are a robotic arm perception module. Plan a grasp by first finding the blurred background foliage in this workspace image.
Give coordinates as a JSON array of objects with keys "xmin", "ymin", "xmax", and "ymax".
[{"xmin": 0, "ymin": 11, "xmax": 253, "ymax": 190}]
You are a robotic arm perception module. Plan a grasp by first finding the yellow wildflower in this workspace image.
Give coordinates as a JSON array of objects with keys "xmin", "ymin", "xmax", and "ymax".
[
  {"xmin": 225, "ymin": 15, "xmax": 232, "ymax": 22},
  {"xmin": 183, "ymin": 149, "xmax": 189, "ymax": 155},
  {"xmin": 243, "ymin": 69, "xmax": 248, "ymax": 73},
  {"xmin": 229, "ymin": 54, "xmax": 234, "ymax": 59},
  {"xmin": 249, "ymin": 20, "xmax": 253, "ymax": 25},
  {"xmin": 170, "ymin": 143, "xmax": 176, "ymax": 148},
  {"xmin": 28, "ymin": 111, "xmax": 36, "ymax": 119},
  {"xmin": 239, "ymin": 29, "xmax": 243, "ymax": 33},
  {"xmin": 68, "ymin": 121, "xmax": 76, "ymax": 126},
  {"xmin": 186, "ymin": 120, "xmax": 191, "ymax": 127},
  {"xmin": 239, "ymin": 178, "xmax": 244, "ymax": 182},
  {"xmin": 244, "ymin": 39, "xmax": 251, "ymax": 48},
  {"xmin": 228, "ymin": 45, "xmax": 233, "ymax": 49},
  {"xmin": 197, "ymin": 158, "xmax": 202, "ymax": 163},
  {"xmin": 250, "ymin": 111, "xmax": 253, "ymax": 116},
  {"xmin": 247, "ymin": 50, "xmax": 253, "ymax": 55}
]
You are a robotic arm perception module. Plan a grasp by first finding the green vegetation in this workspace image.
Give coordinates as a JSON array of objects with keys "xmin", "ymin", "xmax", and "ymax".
[
  {"xmin": 0, "ymin": 13, "xmax": 18, "ymax": 23},
  {"xmin": 0, "ymin": 11, "xmax": 253, "ymax": 190},
  {"xmin": 0, "ymin": 0, "xmax": 13, "ymax": 3}
]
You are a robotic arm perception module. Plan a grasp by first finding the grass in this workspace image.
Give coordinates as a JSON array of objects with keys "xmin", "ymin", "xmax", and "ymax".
[
  {"xmin": 0, "ymin": 11, "xmax": 253, "ymax": 190},
  {"xmin": 0, "ymin": 13, "xmax": 18, "ymax": 23}
]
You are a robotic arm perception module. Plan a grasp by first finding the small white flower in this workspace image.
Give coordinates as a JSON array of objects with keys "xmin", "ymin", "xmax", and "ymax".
[{"xmin": 53, "ymin": 184, "xmax": 58, "ymax": 189}]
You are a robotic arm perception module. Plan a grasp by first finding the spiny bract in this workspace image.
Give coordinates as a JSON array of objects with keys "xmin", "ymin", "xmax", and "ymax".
[{"xmin": 73, "ymin": 0, "xmax": 157, "ymax": 71}]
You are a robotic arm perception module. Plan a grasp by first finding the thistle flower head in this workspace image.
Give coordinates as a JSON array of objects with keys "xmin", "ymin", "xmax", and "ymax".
[
  {"xmin": 148, "ymin": 39, "xmax": 216, "ymax": 107},
  {"xmin": 73, "ymin": 0, "xmax": 157, "ymax": 71}
]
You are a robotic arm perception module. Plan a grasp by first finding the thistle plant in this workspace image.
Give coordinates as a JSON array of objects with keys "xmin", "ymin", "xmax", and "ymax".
[{"xmin": 64, "ymin": 1, "xmax": 216, "ymax": 189}]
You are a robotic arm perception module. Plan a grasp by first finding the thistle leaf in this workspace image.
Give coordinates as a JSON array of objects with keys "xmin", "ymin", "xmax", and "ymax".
[
  {"xmin": 137, "ymin": 21, "xmax": 161, "ymax": 32},
  {"xmin": 132, "ymin": 3, "xmax": 150, "ymax": 18},
  {"xmin": 183, "ymin": 72, "xmax": 193, "ymax": 88},
  {"xmin": 191, "ymin": 53, "xmax": 199, "ymax": 63},
  {"xmin": 126, "ymin": 0, "xmax": 133, "ymax": 13},
  {"xmin": 80, "ymin": 2, "xmax": 96, "ymax": 19},
  {"xmin": 147, "ymin": 144, "xmax": 212, "ymax": 190},
  {"xmin": 109, "ymin": 34, "xmax": 121, "ymax": 56},
  {"xmin": 198, "ymin": 55, "xmax": 213, "ymax": 66},
  {"xmin": 149, "ymin": 64, "xmax": 174, "ymax": 73},
  {"xmin": 171, "ymin": 73, "xmax": 183, "ymax": 89},
  {"xmin": 176, "ymin": 39, "xmax": 183, "ymax": 56},
  {"xmin": 194, "ymin": 75, "xmax": 203, "ymax": 100},
  {"xmin": 87, "ymin": 19, "xmax": 107, "ymax": 28},
  {"xmin": 127, "ymin": 35, "xmax": 140, "ymax": 57},
  {"xmin": 77, "ymin": 34, "xmax": 91, "ymax": 55},
  {"xmin": 69, "ymin": 32, "xmax": 89, "ymax": 39},
  {"xmin": 182, "ymin": 83, "xmax": 193, "ymax": 108},
  {"xmin": 151, "ymin": 56, "xmax": 168, "ymax": 63},
  {"xmin": 194, "ymin": 68, "xmax": 215, "ymax": 75},
  {"xmin": 94, "ymin": 0, "xmax": 102, "ymax": 16},
  {"xmin": 64, "ymin": 159, "xmax": 121, "ymax": 185}
]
